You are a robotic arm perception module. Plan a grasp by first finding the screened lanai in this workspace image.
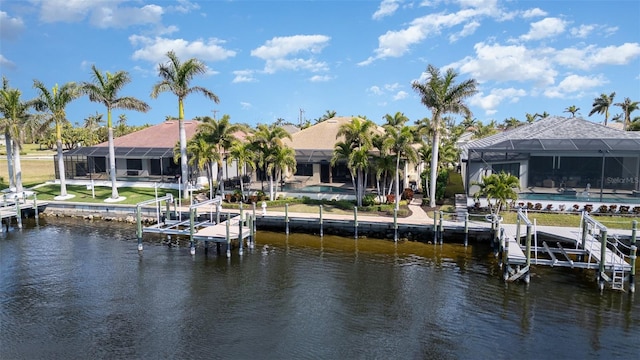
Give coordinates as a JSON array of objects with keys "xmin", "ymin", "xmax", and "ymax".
[{"xmin": 461, "ymin": 116, "xmax": 640, "ymax": 203}]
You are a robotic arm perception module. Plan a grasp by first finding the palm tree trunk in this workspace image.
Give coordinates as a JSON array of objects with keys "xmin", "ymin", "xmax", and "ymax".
[
  {"xmin": 217, "ymin": 163, "xmax": 224, "ymax": 195},
  {"xmin": 13, "ymin": 140, "xmax": 22, "ymax": 193},
  {"xmin": 239, "ymin": 170, "xmax": 245, "ymax": 202},
  {"xmin": 5, "ymin": 133, "xmax": 15, "ymax": 189},
  {"xmin": 179, "ymin": 118, "xmax": 189, "ymax": 198},
  {"xmin": 57, "ymin": 139, "xmax": 67, "ymax": 197},
  {"xmin": 429, "ymin": 129, "xmax": 440, "ymax": 208},
  {"xmin": 269, "ymin": 174, "xmax": 275, "ymax": 201},
  {"xmin": 107, "ymin": 127, "xmax": 119, "ymax": 199},
  {"xmin": 395, "ymin": 154, "xmax": 401, "ymax": 211}
]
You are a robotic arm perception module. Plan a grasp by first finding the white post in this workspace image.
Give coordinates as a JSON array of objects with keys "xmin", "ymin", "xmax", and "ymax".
[{"xmin": 91, "ymin": 179, "xmax": 95, "ymax": 199}]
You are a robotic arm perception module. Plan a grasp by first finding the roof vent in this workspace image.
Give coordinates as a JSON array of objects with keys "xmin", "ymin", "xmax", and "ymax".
[{"xmin": 327, "ymin": 120, "xmax": 337, "ymax": 123}]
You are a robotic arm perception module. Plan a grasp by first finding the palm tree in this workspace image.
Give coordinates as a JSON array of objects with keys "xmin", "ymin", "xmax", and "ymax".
[
  {"xmin": 588, "ymin": 92, "xmax": 616, "ymax": 126},
  {"xmin": 502, "ymin": 117, "xmax": 521, "ymax": 129},
  {"xmin": 151, "ymin": 50, "xmax": 219, "ymax": 194},
  {"xmin": 412, "ymin": 64, "xmax": 478, "ymax": 207},
  {"xmin": 33, "ymin": 80, "xmax": 80, "ymax": 198},
  {"xmin": 81, "ymin": 65, "xmax": 150, "ymax": 200},
  {"xmin": 197, "ymin": 115, "xmax": 244, "ymax": 195},
  {"xmin": 0, "ymin": 79, "xmax": 37, "ymax": 193},
  {"xmin": 336, "ymin": 117, "xmax": 375, "ymax": 206},
  {"xmin": 472, "ymin": 171, "xmax": 520, "ymax": 219},
  {"xmin": 331, "ymin": 140, "xmax": 357, "ymax": 194},
  {"xmin": 614, "ymin": 97, "xmax": 640, "ymax": 131},
  {"xmin": 251, "ymin": 124, "xmax": 292, "ymax": 200},
  {"xmin": 383, "ymin": 116, "xmax": 417, "ymax": 210},
  {"xmin": 228, "ymin": 140, "xmax": 256, "ymax": 201},
  {"xmin": 181, "ymin": 132, "xmax": 219, "ymax": 200},
  {"xmin": 472, "ymin": 120, "xmax": 498, "ymax": 139},
  {"xmin": 0, "ymin": 77, "xmax": 16, "ymax": 189},
  {"xmin": 315, "ymin": 109, "xmax": 337, "ymax": 124},
  {"xmin": 525, "ymin": 113, "xmax": 540, "ymax": 124},
  {"xmin": 267, "ymin": 145, "xmax": 296, "ymax": 196},
  {"xmin": 563, "ymin": 105, "xmax": 580, "ymax": 117}
]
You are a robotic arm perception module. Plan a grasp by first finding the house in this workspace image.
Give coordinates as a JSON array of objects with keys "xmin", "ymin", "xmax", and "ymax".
[
  {"xmin": 59, "ymin": 120, "xmax": 247, "ymax": 186},
  {"xmin": 281, "ymin": 116, "xmax": 423, "ymax": 191},
  {"xmin": 461, "ymin": 116, "xmax": 640, "ymax": 200}
]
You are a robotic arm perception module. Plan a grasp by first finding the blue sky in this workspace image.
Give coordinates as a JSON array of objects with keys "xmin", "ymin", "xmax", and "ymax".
[{"xmin": 1, "ymin": 0, "xmax": 639, "ymax": 128}]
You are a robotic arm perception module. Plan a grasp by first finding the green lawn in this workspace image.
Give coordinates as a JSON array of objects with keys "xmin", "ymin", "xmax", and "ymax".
[{"xmin": 33, "ymin": 184, "xmax": 180, "ymax": 205}]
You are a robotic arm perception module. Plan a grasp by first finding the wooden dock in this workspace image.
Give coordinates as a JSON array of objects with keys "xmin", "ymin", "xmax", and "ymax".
[{"xmin": 0, "ymin": 192, "xmax": 47, "ymax": 231}]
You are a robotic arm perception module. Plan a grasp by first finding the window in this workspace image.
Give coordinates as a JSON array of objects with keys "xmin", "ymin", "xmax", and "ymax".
[
  {"xmin": 295, "ymin": 163, "xmax": 313, "ymax": 176},
  {"xmin": 492, "ymin": 163, "xmax": 519, "ymax": 178},
  {"xmin": 127, "ymin": 159, "xmax": 143, "ymax": 170}
]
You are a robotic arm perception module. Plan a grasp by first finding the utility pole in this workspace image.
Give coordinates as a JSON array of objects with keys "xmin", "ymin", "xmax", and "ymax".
[
  {"xmin": 212, "ymin": 109, "xmax": 219, "ymax": 119},
  {"xmin": 299, "ymin": 108, "xmax": 305, "ymax": 127}
]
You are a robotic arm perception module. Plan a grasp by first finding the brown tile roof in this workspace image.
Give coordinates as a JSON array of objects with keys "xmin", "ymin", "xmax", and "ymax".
[
  {"xmin": 283, "ymin": 116, "xmax": 385, "ymax": 150},
  {"xmin": 96, "ymin": 120, "xmax": 200, "ymax": 148}
]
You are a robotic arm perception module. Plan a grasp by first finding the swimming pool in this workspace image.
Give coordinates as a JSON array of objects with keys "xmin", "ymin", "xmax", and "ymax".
[{"xmin": 289, "ymin": 185, "xmax": 352, "ymax": 194}]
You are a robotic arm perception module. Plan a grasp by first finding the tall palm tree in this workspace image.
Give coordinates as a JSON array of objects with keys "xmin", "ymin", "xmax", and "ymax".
[
  {"xmin": 33, "ymin": 80, "xmax": 80, "ymax": 198},
  {"xmin": 197, "ymin": 115, "xmax": 243, "ymax": 195},
  {"xmin": 266, "ymin": 145, "xmax": 297, "ymax": 196},
  {"xmin": 412, "ymin": 64, "xmax": 478, "ymax": 207},
  {"xmin": 614, "ymin": 97, "xmax": 640, "ymax": 131},
  {"xmin": 588, "ymin": 92, "xmax": 616, "ymax": 126},
  {"xmin": 251, "ymin": 124, "xmax": 292, "ymax": 200},
  {"xmin": 563, "ymin": 105, "xmax": 580, "ymax": 117},
  {"xmin": 331, "ymin": 140, "xmax": 357, "ymax": 194},
  {"xmin": 316, "ymin": 109, "xmax": 337, "ymax": 124},
  {"xmin": 472, "ymin": 172, "xmax": 520, "ymax": 219},
  {"xmin": 0, "ymin": 77, "xmax": 15, "ymax": 189},
  {"xmin": 180, "ymin": 132, "xmax": 218, "ymax": 199},
  {"xmin": 81, "ymin": 65, "xmax": 150, "ymax": 200},
  {"xmin": 383, "ymin": 114, "xmax": 417, "ymax": 210},
  {"xmin": 0, "ymin": 79, "xmax": 37, "ymax": 193},
  {"xmin": 228, "ymin": 140, "xmax": 256, "ymax": 201},
  {"xmin": 472, "ymin": 120, "xmax": 498, "ymax": 139},
  {"xmin": 502, "ymin": 117, "xmax": 521, "ymax": 129},
  {"xmin": 151, "ymin": 50, "xmax": 219, "ymax": 194},
  {"xmin": 335, "ymin": 117, "xmax": 375, "ymax": 206},
  {"xmin": 525, "ymin": 113, "xmax": 540, "ymax": 124}
]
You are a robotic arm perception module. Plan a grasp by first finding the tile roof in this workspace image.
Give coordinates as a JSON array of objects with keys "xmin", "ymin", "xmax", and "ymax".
[
  {"xmin": 95, "ymin": 120, "xmax": 200, "ymax": 148},
  {"xmin": 283, "ymin": 116, "xmax": 385, "ymax": 150}
]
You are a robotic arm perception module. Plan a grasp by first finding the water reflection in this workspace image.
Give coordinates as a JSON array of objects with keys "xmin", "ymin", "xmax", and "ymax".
[{"xmin": 0, "ymin": 219, "xmax": 638, "ymax": 359}]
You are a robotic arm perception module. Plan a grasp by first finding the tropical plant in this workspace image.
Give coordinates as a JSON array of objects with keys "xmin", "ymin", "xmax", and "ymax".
[
  {"xmin": 228, "ymin": 140, "xmax": 257, "ymax": 201},
  {"xmin": 563, "ymin": 105, "xmax": 580, "ymax": 117},
  {"xmin": 196, "ymin": 115, "xmax": 244, "ymax": 195},
  {"xmin": 525, "ymin": 113, "xmax": 540, "ymax": 123},
  {"xmin": 335, "ymin": 117, "xmax": 375, "ymax": 206},
  {"xmin": 33, "ymin": 80, "xmax": 81, "ymax": 198},
  {"xmin": 81, "ymin": 65, "xmax": 150, "ymax": 200},
  {"xmin": 383, "ymin": 113, "xmax": 418, "ymax": 210},
  {"xmin": 471, "ymin": 120, "xmax": 498, "ymax": 139},
  {"xmin": 614, "ymin": 97, "xmax": 639, "ymax": 131},
  {"xmin": 0, "ymin": 78, "xmax": 38, "ymax": 192},
  {"xmin": 251, "ymin": 124, "xmax": 292, "ymax": 200},
  {"xmin": 502, "ymin": 117, "xmax": 521, "ymax": 129},
  {"xmin": 266, "ymin": 145, "xmax": 296, "ymax": 195},
  {"xmin": 472, "ymin": 171, "xmax": 520, "ymax": 219},
  {"xmin": 315, "ymin": 109, "xmax": 337, "ymax": 124},
  {"xmin": 588, "ymin": 92, "xmax": 616, "ymax": 126},
  {"xmin": 151, "ymin": 51, "xmax": 219, "ymax": 195},
  {"xmin": 412, "ymin": 64, "xmax": 478, "ymax": 207},
  {"xmin": 181, "ymin": 132, "xmax": 218, "ymax": 199}
]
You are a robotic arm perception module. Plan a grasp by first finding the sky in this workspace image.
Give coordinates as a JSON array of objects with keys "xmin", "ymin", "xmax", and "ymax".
[{"xmin": 1, "ymin": 0, "xmax": 639, "ymax": 128}]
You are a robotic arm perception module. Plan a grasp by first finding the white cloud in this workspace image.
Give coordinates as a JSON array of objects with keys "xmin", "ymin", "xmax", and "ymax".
[
  {"xmin": 520, "ymin": 17, "xmax": 567, "ymax": 41},
  {"xmin": 240, "ymin": 102, "xmax": 252, "ymax": 109},
  {"xmin": 130, "ymin": 35, "xmax": 236, "ymax": 64},
  {"xmin": 0, "ymin": 11, "xmax": 25, "ymax": 40},
  {"xmin": 449, "ymin": 20, "xmax": 480, "ymax": 42},
  {"xmin": 232, "ymin": 70, "xmax": 257, "ymax": 83},
  {"xmin": 470, "ymin": 87, "xmax": 527, "ymax": 115},
  {"xmin": 37, "ymin": 0, "xmax": 171, "ymax": 29},
  {"xmin": 555, "ymin": 43, "xmax": 640, "ymax": 70},
  {"xmin": 251, "ymin": 35, "xmax": 330, "ymax": 74},
  {"xmin": 385, "ymin": 83, "xmax": 402, "ymax": 91},
  {"xmin": 521, "ymin": 8, "xmax": 547, "ymax": 18},
  {"xmin": 393, "ymin": 91, "xmax": 408, "ymax": 100},
  {"xmin": 543, "ymin": 74, "xmax": 606, "ymax": 98},
  {"xmin": 373, "ymin": 0, "xmax": 401, "ymax": 20},
  {"xmin": 368, "ymin": 86, "xmax": 383, "ymax": 95},
  {"xmin": 90, "ymin": 4, "xmax": 163, "ymax": 28},
  {"xmin": 570, "ymin": 24, "xmax": 595, "ymax": 38},
  {"xmin": 454, "ymin": 42, "xmax": 557, "ymax": 86},
  {"xmin": 360, "ymin": 1, "xmax": 508, "ymax": 65},
  {"xmin": 168, "ymin": 0, "xmax": 200, "ymax": 14},
  {"xmin": 310, "ymin": 75, "xmax": 332, "ymax": 82},
  {"xmin": 0, "ymin": 54, "xmax": 15, "ymax": 69}
]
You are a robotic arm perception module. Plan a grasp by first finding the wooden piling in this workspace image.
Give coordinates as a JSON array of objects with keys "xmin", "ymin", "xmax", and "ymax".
[
  {"xmin": 319, "ymin": 205, "xmax": 324, "ymax": 237},
  {"xmin": 525, "ymin": 223, "xmax": 532, "ymax": 284},
  {"xmin": 393, "ymin": 208, "xmax": 398, "ymax": 242},
  {"xmin": 438, "ymin": 211, "xmax": 443, "ymax": 244},
  {"xmin": 354, "ymin": 206, "xmax": 358, "ymax": 239},
  {"xmin": 226, "ymin": 212, "xmax": 231, "ymax": 258},
  {"xmin": 464, "ymin": 212, "xmax": 469, "ymax": 247},
  {"xmin": 189, "ymin": 207, "xmax": 196, "ymax": 255},
  {"xmin": 630, "ymin": 220, "xmax": 637, "ymax": 293},
  {"xmin": 285, "ymin": 203, "xmax": 290, "ymax": 235},
  {"xmin": 15, "ymin": 197, "xmax": 22, "ymax": 229},
  {"xmin": 136, "ymin": 206, "xmax": 143, "ymax": 251}
]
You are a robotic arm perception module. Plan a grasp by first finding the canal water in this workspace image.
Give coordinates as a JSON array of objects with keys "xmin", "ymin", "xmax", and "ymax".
[{"xmin": 1, "ymin": 218, "xmax": 638, "ymax": 359}]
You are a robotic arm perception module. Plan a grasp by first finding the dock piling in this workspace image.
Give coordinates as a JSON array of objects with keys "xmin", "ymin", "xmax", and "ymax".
[
  {"xmin": 285, "ymin": 203, "xmax": 289, "ymax": 235},
  {"xmin": 136, "ymin": 206, "xmax": 143, "ymax": 251},
  {"xmin": 15, "ymin": 196, "xmax": 22, "ymax": 229},
  {"xmin": 438, "ymin": 211, "xmax": 444, "ymax": 244},
  {"xmin": 630, "ymin": 220, "xmax": 637, "ymax": 293},
  {"xmin": 189, "ymin": 207, "xmax": 196, "ymax": 256},
  {"xmin": 354, "ymin": 206, "xmax": 358, "ymax": 239},
  {"xmin": 226, "ymin": 212, "xmax": 231, "ymax": 258},
  {"xmin": 464, "ymin": 212, "xmax": 469, "ymax": 247},
  {"xmin": 393, "ymin": 208, "xmax": 398, "ymax": 242},
  {"xmin": 319, "ymin": 205, "xmax": 324, "ymax": 237}
]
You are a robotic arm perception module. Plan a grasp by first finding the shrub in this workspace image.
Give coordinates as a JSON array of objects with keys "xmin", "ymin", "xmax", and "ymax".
[
  {"xmin": 386, "ymin": 194, "xmax": 395, "ymax": 204},
  {"xmin": 584, "ymin": 204, "xmax": 593, "ymax": 213},
  {"xmin": 527, "ymin": 202, "xmax": 534, "ymax": 210},
  {"xmin": 546, "ymin": 204, "xmax": 554, "ymax": 211},
  {"xmin": 609, "ymin": 205, "xmax": 617, "ymax": 213},
  {"xmin": 559, "ymin": 204, "xmax": 566, "ymax": 211},
  {"xmin": 598, "ymin": 205, "xmax": 608, "ymax": 213},
  {"xmin": 534, "ymin": 203, "xmax": 542, "ymax": 210},
  {"xmin": 619, "ymin": 205, "xmax": 630, "ymax": 214},
  {"xmin": 402, "ymin": 188, "xmax": 414, "ymax": 201},
  {"xmin": 362, "ymin": 194, "xmax": 376, "ymax": 207},
  {"xmin": 633, "ymin": 206, "xmax": 640, "ymax": 214},
  {"xmin": 573, "ymin": 204, "xmax": 580, "ymax": 211}
]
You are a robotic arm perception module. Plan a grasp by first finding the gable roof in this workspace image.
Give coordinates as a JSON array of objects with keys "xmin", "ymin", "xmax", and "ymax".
[{"xmin": 463, "ymin": 116, "xmax": 640, "ymax": 153}]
